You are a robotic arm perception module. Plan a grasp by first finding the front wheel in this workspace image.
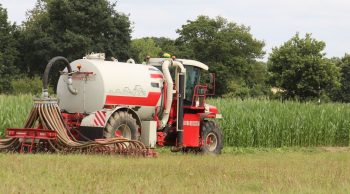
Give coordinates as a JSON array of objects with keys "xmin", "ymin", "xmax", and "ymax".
[{"xmin": 200, "ymin": 121, "xmax": 223, "ymax": 154}]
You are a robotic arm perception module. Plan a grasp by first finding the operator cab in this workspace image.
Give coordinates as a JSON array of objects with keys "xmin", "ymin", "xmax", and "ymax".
[{"xmin": 148, "ymin": 58, "xmax": 213, "ymax": 108}]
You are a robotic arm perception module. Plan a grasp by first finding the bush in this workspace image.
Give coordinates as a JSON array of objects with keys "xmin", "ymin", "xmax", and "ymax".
[
  {"xmin": 11, "ymin": 76, "xmax": 43, "ymax": 95},
  {"xmin": 224, "ymin": 79, "xmax": 269, "ymax": 99}
]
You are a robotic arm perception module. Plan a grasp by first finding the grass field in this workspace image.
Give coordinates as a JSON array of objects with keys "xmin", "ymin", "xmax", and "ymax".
[
  {"xmin": 0, "ymin": 148, "xmax": 349, "ymax": 193},
  {"xmin": 1, "ymin": 96, "xmax": 350, "ymax": 193},
  {"xmin": 1, "ymin": 95, "xmax": 349, "ymax": 147}
]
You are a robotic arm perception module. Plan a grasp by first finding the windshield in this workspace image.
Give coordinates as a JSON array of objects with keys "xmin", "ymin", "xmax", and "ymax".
[
  {"xmin": 154, "ymin": 64, "xmax": 201, "ymax": 104},
  {"xmin": 185, "ymin": 66, "xmax": 201, "ymax": 103}
]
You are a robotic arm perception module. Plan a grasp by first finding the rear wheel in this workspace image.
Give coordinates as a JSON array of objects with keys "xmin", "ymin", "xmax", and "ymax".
[
  {"xmin": 200, "ymin": 121, "xmax": 223, "ymax": 154},
  {"xmin": 104, "ymin": 111, "xmax": 140, "ymax": 140}
]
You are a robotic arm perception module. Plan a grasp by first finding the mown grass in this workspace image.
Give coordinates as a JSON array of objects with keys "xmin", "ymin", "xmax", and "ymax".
[
  {"xmin": 0, "ymin": 150, "xmax": 349, "ymax": 193},
  {"xmin": 1, "ymin": 95, "xmax": 350, "ymax": 147}
]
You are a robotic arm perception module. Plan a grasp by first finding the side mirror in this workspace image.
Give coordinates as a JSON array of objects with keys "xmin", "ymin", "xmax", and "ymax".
[
  {"xmin": 207, "ymin": 73, "xmax": 216, "ymax": 96},
  {"xmin": 209, "ymin": 73, "xmax": 214, "ymax": 84}
]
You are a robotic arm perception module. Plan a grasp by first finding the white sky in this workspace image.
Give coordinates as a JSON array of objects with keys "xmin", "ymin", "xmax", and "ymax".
[{"xmin": 1, "ymin": 0, "xmax": 349, "ymax": 59}]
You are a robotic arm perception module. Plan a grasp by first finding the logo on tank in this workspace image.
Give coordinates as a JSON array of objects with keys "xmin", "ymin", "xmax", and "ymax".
[{"xmin": 108, "ymin": 85, "xmax": 146, "ymax": 97}]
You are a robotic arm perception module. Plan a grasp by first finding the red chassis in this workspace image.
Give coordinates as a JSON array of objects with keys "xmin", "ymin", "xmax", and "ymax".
[{"xmin": 6, "ymin": 128, "xmax": 57, "ymax": 153}]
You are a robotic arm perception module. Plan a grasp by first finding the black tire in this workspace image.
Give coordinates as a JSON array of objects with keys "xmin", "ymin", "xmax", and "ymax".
[
  {"xmin": 200, "ymin": 121, "xmax": 223, "ymax": 154},
  {"xmin": 104, "ymin": 111, "xmax": 140, "ymax": 140}
]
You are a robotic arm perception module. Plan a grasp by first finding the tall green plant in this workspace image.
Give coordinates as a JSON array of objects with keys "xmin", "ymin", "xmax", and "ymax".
[{"xmin": 209, "ymin": 98, "xmax": 350, "ymax": 147}]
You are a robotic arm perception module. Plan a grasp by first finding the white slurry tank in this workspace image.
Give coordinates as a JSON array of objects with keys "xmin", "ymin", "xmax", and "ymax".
[{"xmin": 57, "ymin": 53, "xmax": 164, "ymax": 120}]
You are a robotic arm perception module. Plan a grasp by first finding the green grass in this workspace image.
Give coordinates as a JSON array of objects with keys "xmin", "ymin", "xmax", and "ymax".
[
  {"xmin": 0, "ymin": 150, "xmax": 349, "ymax": 193},
  {"xmin": 1, "ymin": 95, "xmax": 350, "ymax": 147},
  {"xmin": 208, "ymin": 98, "xmax": 350, "ymax": 147},
  {"xmin": 0, "ymin": 95, "xmax": 33, "ymax": 136},
  {"xmin": 1, "ymin": 96, "xmax": 350, "ymax": 193}
]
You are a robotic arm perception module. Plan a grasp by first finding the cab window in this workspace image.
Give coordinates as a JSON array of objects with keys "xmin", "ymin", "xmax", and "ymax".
[{"xmin": 184, "ymin": 66, "xmax": 200, "ymax": 103}]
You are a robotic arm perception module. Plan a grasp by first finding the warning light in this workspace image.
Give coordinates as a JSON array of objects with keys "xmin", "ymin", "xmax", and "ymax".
[
  {"xmin": 77, "ymin": 64, "xmax": 82, "ymax": 71},
  {"xmin": 163, "ymin": 53, "xmax": 171, "ymax": 58}
]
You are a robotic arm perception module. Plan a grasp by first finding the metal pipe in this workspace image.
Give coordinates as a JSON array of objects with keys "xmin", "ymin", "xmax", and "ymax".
[
  {"xmin": 172, "ymin": 61, "xmax": 186, "ymax": 73},
  {"xmin": 67, "ymin": 76, "xmax": 78, "ymax": 95},
  {"xmin": 160, "ymin": 59, "xmax": 186, "ymax": 128},
  {"xmin": 160, "ymin": 60, "xmax": 173, "ymax": 128}
]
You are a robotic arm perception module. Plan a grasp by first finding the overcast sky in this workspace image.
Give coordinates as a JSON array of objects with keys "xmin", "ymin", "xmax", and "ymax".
[{"xmin": 1, "ymin": 0, "xmax": 349, "ymax": 59}]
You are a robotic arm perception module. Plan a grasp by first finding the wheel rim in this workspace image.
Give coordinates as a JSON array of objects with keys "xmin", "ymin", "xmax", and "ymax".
[
  {"xmin": 114, "ymin": 124, "xmax": 132, "ymax": 139},
  {"xmin": 205, "ymin": 132, "xmax": 218, "ymax": 152}
]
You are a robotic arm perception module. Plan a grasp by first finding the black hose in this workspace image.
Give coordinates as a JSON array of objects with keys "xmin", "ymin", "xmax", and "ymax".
[
  {"xmin": 42, "ymin": 56, "xmax": 78, "ymax": 97},
  {"xmin": 42, "ymin": 56, "xmax": 72, "ymax": 92}
]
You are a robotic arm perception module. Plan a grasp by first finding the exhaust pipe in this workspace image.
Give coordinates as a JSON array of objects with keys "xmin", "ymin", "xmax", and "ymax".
[
  {"xmin": 160, "ymin": 59, "xmax": 186, "ymax": 128},
  {"xmin": 160, "ymin": 59, "xmax": 186, "ymax": 147},
  {"xmin": 177, "ymin": 72, "xmax": 185, "ymax": 146}
]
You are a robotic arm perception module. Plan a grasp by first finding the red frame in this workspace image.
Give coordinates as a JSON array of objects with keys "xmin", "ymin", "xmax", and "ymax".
[
  {"xmin": 183, "ymin": 114, "xmax": 201, "ymax": 147},
  {"xmin": 6, "ymin": 128, "xmax": 57, "ymax": 153},
  {"xmin": 6, "ymin": 128, "xmax": 57, "ymax": 139},
  {"xmin": 61, "ymin": 113, "xmax": 85, "ymax": 140},
  {"xmin": 191, "ymin": 84, "xmax": 208, "ymax": 108}
]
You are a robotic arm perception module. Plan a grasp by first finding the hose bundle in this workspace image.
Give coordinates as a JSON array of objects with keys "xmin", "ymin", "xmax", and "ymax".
[{"xmin": 0, "ymin": 98, "xmax": 150, "ymax": 156}]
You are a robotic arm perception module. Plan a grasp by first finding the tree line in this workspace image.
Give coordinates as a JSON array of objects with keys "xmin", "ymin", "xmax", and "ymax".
[{"xmin": 0, "ymin": 0, "xmax": 349, "ymax": 102}]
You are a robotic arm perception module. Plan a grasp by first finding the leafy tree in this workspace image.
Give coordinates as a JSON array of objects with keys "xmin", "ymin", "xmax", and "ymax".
[
  {"xmin": 336, "ymin": 54, "xmax": 350, "ymax": 102},
  {"xmin": 130, "ymin": 37, "xmax": 180, "ymax": 63},
  {"xmin": 151, "ymin": 37, "xmax": 179, "ymax": 57},
  {"xmin": 130, "ymin": 38, "xmax": 162, "ymax": 63},
  {"xmin": 268, "ymin": 33, "xmax": 340, "ymax": 100},
  {"xmin": 19, "ymin": 0, "xmax": 132, "ymax": 76},
  {"xmin": 0, "ymin": 4, "xmax": 19, "ymax": 93},
  {"xmin": 176, "ymin": 16, "xmax": 265, "ymax": 96},
  {"xmin": 225, "ymin": 61, "xmax": 269, "ymax": 98}
]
